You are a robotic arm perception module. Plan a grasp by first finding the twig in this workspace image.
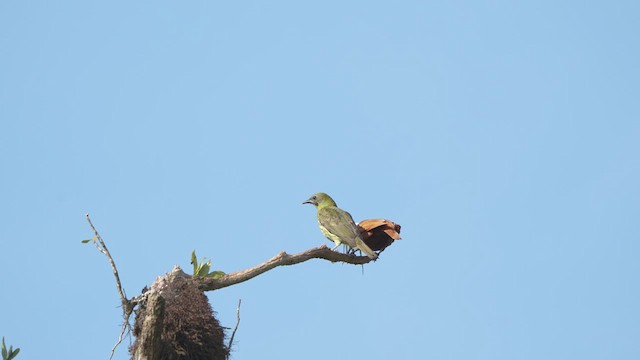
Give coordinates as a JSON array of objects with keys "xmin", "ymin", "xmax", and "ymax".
[
  {"xmin": 86, "ymin": 214, "xmax": 128, "ymax": 304},
  {"xmin": 196, "ymin": 245, "xmax": 373, "ymax": 291},
  {"xmin": 85, "ymin": 213, "xmax": 133, "ymax": 359},
  {"xmin": 227, "ymin": 299, "xmax": 242, "ymax": 357},
  {"xmin": 110, "ymin": 308, "xmax": 134, "ymax": 360}
]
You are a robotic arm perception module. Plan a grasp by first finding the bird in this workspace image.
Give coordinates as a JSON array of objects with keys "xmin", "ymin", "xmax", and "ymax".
[
  {"xmin": 357, "ymin": 219, "xmax": 401, "ymax": 253},
  {"xmin": 303, "ymin": 192, "xmax": 378, "ymax": 260}
]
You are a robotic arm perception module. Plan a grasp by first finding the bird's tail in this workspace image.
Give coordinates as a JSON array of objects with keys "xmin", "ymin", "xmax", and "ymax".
[{"xmin": 356, "ymin": 236, "xmax": 378, "ymax": 260}]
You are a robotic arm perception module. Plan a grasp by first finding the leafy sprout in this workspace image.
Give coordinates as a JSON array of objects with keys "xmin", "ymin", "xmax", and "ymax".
[
  {"xmin": 1, "ymin": 337, "xmax": 20, "ymax": 360},
  {"xmin": 190, "ymin": 251, "xmax": 225, "ymax": 279}
]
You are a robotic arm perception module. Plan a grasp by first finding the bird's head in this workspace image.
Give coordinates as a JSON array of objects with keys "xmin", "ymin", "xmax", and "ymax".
[{"xmin": 302, "ymin": 192, "xmax": 337, "ymax": 208}]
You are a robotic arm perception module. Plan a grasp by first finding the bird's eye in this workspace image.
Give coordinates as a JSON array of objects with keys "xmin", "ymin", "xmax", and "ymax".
[{"xmin": 312, "ymin": 196, "xmax": 317, "ymax": 200}]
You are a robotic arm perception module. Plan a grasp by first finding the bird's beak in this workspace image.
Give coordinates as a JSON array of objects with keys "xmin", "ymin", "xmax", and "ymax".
[{"xmin": 302, "ymin": 198, "xmax": 317, "ymax": 206}]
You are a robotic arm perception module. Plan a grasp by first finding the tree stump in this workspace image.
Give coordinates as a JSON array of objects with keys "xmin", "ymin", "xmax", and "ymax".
[{"xmin": 130, "ymin": 267, "xmax": 227, "ymax": 360}]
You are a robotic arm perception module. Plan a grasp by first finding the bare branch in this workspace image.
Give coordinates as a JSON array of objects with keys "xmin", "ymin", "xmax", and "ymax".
[
  {"xmin": 86, "ymin": 214, "xmax": 129, "ymax": 307},
  {"xmin": 85, "ymin": 214, "xmax": 134, "ymax": 358},
  {"xmin": 197, "ymin": 245, "xmax": 373, "ymax": 291},
  {"xmin": 110, "ymin": 307, "xmax": 134, "ymax": 360},
  {"xmin": 226, "ymin": 299, "xmax": 241, "ymax": 358}
]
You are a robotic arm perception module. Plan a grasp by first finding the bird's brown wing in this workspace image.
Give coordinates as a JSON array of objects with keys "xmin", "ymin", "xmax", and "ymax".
[
  {"xmin": 357, "ymin": 218, "xmax": 402, "ymax": 252},
  {"xmin": 358, "ymin": 219, "xmax": 401, "ymax": 240}
]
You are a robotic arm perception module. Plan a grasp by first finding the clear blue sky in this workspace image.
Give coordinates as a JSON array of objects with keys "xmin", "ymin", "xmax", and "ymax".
[{"xmin": 1, "ymin": 1, "xmax": 639, "ymax": 359}]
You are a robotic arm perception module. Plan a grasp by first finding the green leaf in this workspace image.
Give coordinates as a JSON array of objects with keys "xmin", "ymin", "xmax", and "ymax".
[
  {"xmin": 198, "ymin": 263, "xmax": 211, "ymax": 277},
  {"xmin": 207, "ymin": 270, "xmax": 225, "ymax": 279},
  {"xmin": 81, "ymin": 236, "xmax": 97, "ymax": 244},
  {"xmin": 191, "ymin": 250, "xmax": 199, "ymax": 274},
  {"xmin": 7, "ymin": 348, "xmax": 19, "ymax": 360},
  {"xmin": 2, "ymin": 337, "xmax": 7, "ymax": 360}
]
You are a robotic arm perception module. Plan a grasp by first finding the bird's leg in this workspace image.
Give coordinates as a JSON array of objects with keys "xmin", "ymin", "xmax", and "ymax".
[{"xmin": 331, "ymin": 242, "xmax": 341, "ymax": 251}]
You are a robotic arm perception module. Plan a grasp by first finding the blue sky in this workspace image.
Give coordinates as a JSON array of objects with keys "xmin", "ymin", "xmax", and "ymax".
[{"xmin": 1, "ymin": 1, "xmax": 639, "ymax": 359}]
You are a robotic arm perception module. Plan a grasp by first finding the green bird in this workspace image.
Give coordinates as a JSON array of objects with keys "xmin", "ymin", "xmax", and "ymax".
[{"xmin": 303, "ymin": 192, "xmax": 378, "ymax": 260}]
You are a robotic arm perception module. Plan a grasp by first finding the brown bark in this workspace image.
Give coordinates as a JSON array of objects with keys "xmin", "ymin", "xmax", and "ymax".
[{"xmin": 133, "ymin": 292, "xmax": 165, "ymax": 360}]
